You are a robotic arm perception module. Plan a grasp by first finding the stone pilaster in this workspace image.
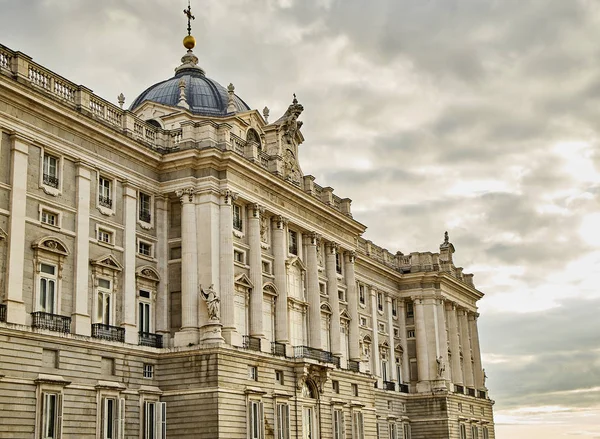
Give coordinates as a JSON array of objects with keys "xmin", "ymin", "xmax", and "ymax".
[
  {"xmin": 398, "ymin": 300, "xmax": 410, "ymax": 383},
  {"xmin": 248, "ymin": 204, "xmax": 264, "ymax": 338},
  {"xmin": 434, "ymin": 297, "xmax": 449, "ymax": 383},
  {"xmin": 174, "ymin": 187, "xmax": 199, "ymax": 347},
  {"xmin": 272, "ymin": 216, "xmax": 289, "ymax": 344},
  {"xmin": 305, "ymin": 233, "xmax": 321, "ymax": 349},
  {"xmin": 386, "ymin": 295, "xmax": 397, "ymax": 385},
  {"xmin": 458, "ymin": 309, "xmax": 474, "ymax": 388},
  {"xmin": 219, "ymin": 190, "xmax": 237, "ymax": 344},
  {"xmin": 122, "ymin": 183, "xmax": 138, "ymax": 344},
  {"xmin": 446, "ymin": 302, "xmax": 463, "ymax": 385},
  {"xmin": 413, "ymin": 297, "xmax": 430, "ymax": 388},
  {"xmin": 5, "ymin": 134, "xmax": 29, "ymax": 325},
  {"xmin": 155, "ymin": 196, "xmax": 169, "ymax": 340},
  {"xmin": 72, "ymin": 162, "xmax": 92, "ymax": 336},
  {"xmin": 469, "ymin": 312, "xmax": 484, "ymax": 389},
  {"xmin": 370, "ymin": 288, "xmax": 381, "ymax": 381},
  {"xmin": 325, "ymin": 242, "xmax": 342, "ymax": 356},
  {"xmin": 345, "ymin": 251, "xmax": 360, "ymax": 361}
]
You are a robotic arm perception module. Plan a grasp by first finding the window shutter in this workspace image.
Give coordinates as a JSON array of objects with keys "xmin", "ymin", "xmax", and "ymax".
[
  {"xmin": 158, "ymin": 402, "xmax": 166, "ymax": 439},
  {"xmin": 118, "ymin": 398, "xmax": 125, "ymax": 439},
  {"xmin": 259, "ymin": 401, "xmax": 264, "ymax": 439},
  {"xmin": 145, "ymin": 401, "xmax": 151, "ymax": 439},
  {"xmin": 56, "ymin": 393, "xmax": 63, "ymax": 438}
]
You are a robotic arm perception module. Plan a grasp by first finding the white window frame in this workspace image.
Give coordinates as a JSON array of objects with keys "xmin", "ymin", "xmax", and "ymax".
[
  {"xmin": 143, "ymin": 364, "xmax": 154, "ymax": 379},
  {"xmin": 37, "ymin": 262, "xmax": 58, "ymax": 314},
  {"xmin": 137, "ymin": 191, "xmax": 154, "ymax": 230},
  {"xmin": 39, "ymin": 148, "xmax": 63, "ymax": 196},
  {"xmin": 248, "ymin": 365, "xmax": 258, "ymax": 381},
  {"xmin": 39, "ymin": 391, "xmax": 62, "ymax": 439},
  {"xmin": 332, "ymin": 407, "xmax": 345, "ymax": 439},
  {"xmin": 95, "ymin": 277, "xmax": 114, "ymax": 325},
  {"xmin": 471, "ymin": 425, "xmax": 479, "ymax": 439},
  {"xmin": 39, "ymin": 205, "xmax": 61, "ymax": 229},
  {"xmin": 261, "ymin": 260, "xmax": 272, "ymax": 275},
  {"xmin": 352, "ymin": 410, "xmax": 364, "ymax": 439},
  {"xmin": 98, "ymin": 393, "xmax": 125, "ymax": 439},
  {"xmin": 403, "ymin": 423, "xmax": 412, "ymax": 439},
  {"xmin": 276, "ymin": 402, "xmax": 290, "ymax": 439},
  {"xmin": 233, "ymin": 204, "xmax": 243, "ymax": 233},
  {"xmin": 407, "ymin": 329, "xmax": 415, "ymax": 339},
  {"xmin": 143, "ymin": 400, "xmax": 166, "ymax": 439},
  {"xmin": 248, "ymin": 398, "xmax": 264, "ymax": 439},
  {"xmin": 137, "ymin": 238, "xmax": 154, "ymax": 259},
  {"xmin": 97, "ymin": 174, "xmax": 117, "ymax": 216},
  {"xmin": 96, "ymin": 224, "xmax": 116, "ymax": 247},
  {"xmin": 389, "ymin": 422, "xmax": 397, "ymax": 439},
  {"xmin": 359, "ymin": 316, "xmax": 368, "ymax": 327}
]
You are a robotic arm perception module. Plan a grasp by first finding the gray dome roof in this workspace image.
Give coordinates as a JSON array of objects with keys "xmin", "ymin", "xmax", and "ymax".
[{"xmin": 130, "ymin": 68, "xmax": 250, "ymax": 117}]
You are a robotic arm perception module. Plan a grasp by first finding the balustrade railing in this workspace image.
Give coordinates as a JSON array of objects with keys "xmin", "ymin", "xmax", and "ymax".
[
  {"xmin": 31, "ymin": 311, "xmax": 71, "ymax": 333},
  {"xmin": 271, "ymin": 341, "xmax": 286, "ymax": 357},
  {"xmin": 98, "ymin": 195, "xmax": 112, "ymax": 209},
  {"xmin": 139, "ymin": 332, "xmax": 163, "ymax": 348},
  {"xmin": 242, "ymin": 335, "xmax": 261, "ymax": 351},
  {"xmin": 92, "ymin": 323, "xmax": 125, "ymax": 342},
  {"xmin": 43, "ymin": 173, "xmax": 59, "ymax": 188},
  {"xmin": 348, "ymin": 360, "xmax": 360, "ymax": 372},
  {"xmin": 383, "ymin": 381, "xmax": 396, "ymax": 391},
  {"xmin": 0, "ymin": 49, "xmax": 11, "ymax": 70},
  {"xmin": 398, "ymin": 383, "xmax": 410, "ymax": 393},
  {"xmin": 0, "ymin": 304, "xmax": 6, "ymax": 322}
]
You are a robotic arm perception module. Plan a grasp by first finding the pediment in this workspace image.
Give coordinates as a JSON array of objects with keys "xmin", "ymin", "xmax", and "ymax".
[
  {"xmin": 136, "ymin": 265, "xmax": 160, "ymax": 282},
  {"xmin": 320, "ymin": 302, "xmax": 332, "ymax": 314},
  {"xmin": 235, "ymin": 273, "xmax": 253, "ymax": 289},
  {"xmin": 395, "ymin": 343, "xmax": 404, "ymax": 353},
  {"xmin": 285, "ymin": 256, "xmax": 307, "ymax": 272},
  {"xmin": 32, "ymin": 236, "xmax": 69, "ymax": 256},
  {"xmin": 380, "ymin": 340, "xmax": 390, "ymax": 350},
  {"xmin": 263, "ymin": 282, "xmax": 278, "ymax": 296},
  {"xmin": 340, "ymin": 310, "xmax": 351, "ymax": 321},
  {"xmin": 91, "ymin": 254, "xmax": 123, "ymax": 271}
]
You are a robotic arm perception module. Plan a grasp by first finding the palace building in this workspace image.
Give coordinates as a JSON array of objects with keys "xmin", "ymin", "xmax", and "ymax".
[{"xmin": 0, "ymin": 10, "xmax": 495, "ymax": 439}]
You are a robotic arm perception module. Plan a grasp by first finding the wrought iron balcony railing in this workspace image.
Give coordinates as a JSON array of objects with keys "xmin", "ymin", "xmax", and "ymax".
[
  {"xmin": 242, "ymin": 335, "xmax": 261, "ymax": 351},
  {"xmin": 92, "ymin": 323, "xmax": 125, "ymax": 342},
  {"xmin": 31, "ymin": 311, "xmax": 71, "ymax": 333},
  {"xmin": 467, "ymin": 387, "xmax": 477, "ymax": 397},
  {"xmin": 139, "ymin": 210, "xmax": 151, "ymax": 223},
  {"xmin": 454, "ymin": 384, "xmax": 465, "ymax": 394},
  {"xmin": 348, "ymin": 360, "xmax": 360, "ymax": 372},
  {"xmin": 43, "ymin": 173, "xmax": 59, "ymax": 188},
  {"xmin": 98, "ymin": 195, "xmax": 113, "ymax": 209},
  {"xmin": 271, "ymin": 341, "xmax": 286, "ymax": 357},
  {"xmin": 0, "ymin": 304, "xmax": 6, "ymax": 322},
  {"xmin": 383, "ymin": 381, "xmax": 396, "ymax": 391},
  {"xmin": 331, "ymin": 355, "xmax": 341, "ymax": 369},
  {"xmin": 139, "ymin": 331, "xmax": 163, "ymax": 348},
  {"xmin": 398, "ymin": 383, "xmax": 410, "ymax": 393},
  {"xmin": 293, "ymin": 346, "xmax": 337, "ymax": 365}
]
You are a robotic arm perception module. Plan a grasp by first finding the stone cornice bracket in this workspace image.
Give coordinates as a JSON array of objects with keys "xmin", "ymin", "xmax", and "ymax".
[
  {"xmin": 220, "ymin": 189, "xmax": 238, "ymax": 205},
  {"xmin": 272, "ymin": 215, "xmax": 288, "ymax": 229},
  {"xmin": 176, "ymin": 187, "xmax": 195, "ymax": 204},
  {"xmin": 250, "ymin": 203, "xmax": 264, "ymax": 218},
  {"xmin": 325, "ymin": 242, "xmax": 339, "ymax": 255},
  {"xmin": 304, "ymin": 232, "xmax": 320, "ymax": 246}
]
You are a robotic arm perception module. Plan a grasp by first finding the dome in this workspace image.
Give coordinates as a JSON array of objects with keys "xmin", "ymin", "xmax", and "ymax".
[{"xmin": 129, "ymin": 63, "xmax": 250, "ymax": 117}]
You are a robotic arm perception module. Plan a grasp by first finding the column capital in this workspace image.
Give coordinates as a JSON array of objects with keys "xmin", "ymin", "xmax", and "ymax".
[
  {"xmin": 303, "ymin": 232, "xmax": 320, "ymax": 246},
  {"xmin": 468, "ymin": 311, "xmax": 480, "ymax": 320},
  {"xmin": 249, "ymin": 203, "xmax": 264, "ymax": 218},
  {"xmin": 220, "ymin": 189, "xmax": 238, "ymax": 205},
  {"xmin": 176, "ymin": 187, "xmax": 195, "ymax": 203},
  {"xmin": 344, "ymin": 251, "xmax": 356, "ymax": 263},
  {"xmin": 272, "ymin": 215, "xmax": 288, "ymax": 229},
  {"xmin": 385, "ymin": 295, "xmax": 392, "ymax": 303},
  {"xmin": 325, "ymin": 241, "xmax": 339, "ymax": 254}
]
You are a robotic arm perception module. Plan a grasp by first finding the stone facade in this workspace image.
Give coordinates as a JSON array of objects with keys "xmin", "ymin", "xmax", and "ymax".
[{"xmin": 0, "ymin": 41, "xmax": 495, "ymax": 439}]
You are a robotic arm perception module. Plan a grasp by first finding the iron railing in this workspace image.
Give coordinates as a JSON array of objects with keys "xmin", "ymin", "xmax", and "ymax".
[
  {"xmin": 478, "ymin": 390, "xmax": 487, "ymax": 399},
  {"xmin": 92, "ymin": 323, "xmax": 125, "ymax": 342},
  {"xmin": 383, "ymin": 381, "xmax": 396, "ymax": 391},
  {"xmin": 139, "ymin": 332, "xmax": 163, "ymax": 348},
  {"xmin": 98, "ymin": 195, "xmax": 113, "ymax": 209},
  {"xmin": 293, "ymin": 346, "xmax": 337, "ymax": 365},
  {"xmin": 243, "ymin": 335, "xmax": 261, "ymax": 351},
  {"xmin": 348, "ymin": 360, "xmax": 360, "ymax": 372},
  {"xmin": 139, "ymin": 210, "xmax": 151, "ymax": 223},
  {"xmin": 467, "ymin": 387, "xmax": 476, "ymax": 397},
  {"xmin": 398, "ymin": 383, "xmax": 410, "ymax": 393},
  {"xmin": 454, "ymin": 384, "xmax": 465, "ymax": 394},
  {"xmin": 271, "ymin": 341, "xmax": 286, "ymax": 357},
  {"xmin": 331, "ymin": 355, "xmax": 341, "ymax": 369},
  {"xmin": 0, "ymin": 304, "xmax": 6, "ymax": 322},
  {"xmin": 31, "ymin": 311, "xmax": 71, "ymax": 333},
  {"xmin": 43, "ymin": 173, "xmax": 59, "ymax": 188}
]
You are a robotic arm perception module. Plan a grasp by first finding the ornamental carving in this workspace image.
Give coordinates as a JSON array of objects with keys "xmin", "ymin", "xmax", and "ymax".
[
  {"xmin": 281, "ymin": 95, "xmax": 304, "ymax": 145},
  {"xmin": 295, "ymin": 364, "xmax": 329, "ymax": 394},
  {"xmin": 283, "ymin": 149, "xmax": 302, "ymax": 185},
  {"xmin": 260, "ymin": 215, "xmax": 269, "ymax": 243},
  {"xmin": 221, "ymin": 189, "xmax": 238, "ymax": 205},
  {"xmin": 176, "ymin": 187, "xmax": 195, "ymax": 203}
]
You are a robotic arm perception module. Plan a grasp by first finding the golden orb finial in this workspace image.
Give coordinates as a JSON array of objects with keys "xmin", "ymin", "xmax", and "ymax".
[{"xmin": 183, "ymin": 35, "xmax": 196, "ymax": 50}]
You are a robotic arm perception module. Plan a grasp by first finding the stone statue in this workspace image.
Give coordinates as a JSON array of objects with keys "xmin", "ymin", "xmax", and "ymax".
[
  {"xmin": 281, "ymin": 94, "xmax": 304, "ymax": 144},
  {"xmin": 483, "ymin": 368, "xmax": 487, "ymax": 386},
  {"xmin": 200, "ymin": 284, "xmax": 220, "ymax": 321},
  {"xmin": 436, "ymin": 356, "xmax": 445, "ymax": 378}
]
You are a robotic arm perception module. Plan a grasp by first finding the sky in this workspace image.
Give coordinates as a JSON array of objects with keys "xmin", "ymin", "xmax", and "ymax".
[{"xmin": 1, "ymin": 0, "xmax": 600, "ymax": 437}]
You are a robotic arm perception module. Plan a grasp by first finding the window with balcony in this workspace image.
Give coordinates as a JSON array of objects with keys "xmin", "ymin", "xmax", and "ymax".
[
  {"xmin": 42, "ymin": 152, "xmax": 60, "ymax": 189},
  {"xmin": 233, "ymin": 204, "xmax": 243, "ymax": 231},
  {"xmin": 96, "ymin": 278, "xmax": 113, "ymax": 326},
  {"xmin": 39, "ymin": 263, "xmax": 57, "ymax": 314},
  {"xmin": 98, "ymin": 176, "xmax": 113, "ymax": 214},
  {"xmin": 138, "ymin": 192, "xmax": 152, "ymax": 224}
]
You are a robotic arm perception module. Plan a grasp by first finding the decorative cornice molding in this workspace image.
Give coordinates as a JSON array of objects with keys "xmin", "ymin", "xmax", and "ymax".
[{"xmin": 175, "ymin": 187, "xmax": 195, "ymax": 203}]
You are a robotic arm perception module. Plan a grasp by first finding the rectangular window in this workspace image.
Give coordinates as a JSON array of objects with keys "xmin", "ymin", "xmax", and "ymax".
[
  {"xmin": 98, "ymin": 229, "xmax": 113, "ymax": 245},
  {"xmin": 234, "ymin": 250, "xmax": 245, "ymax": 264},
  {"xmin": 233, "ymin": 204, "xmax": 243, "ymax": 231},
  {"xmin": 248, "ymin": 366, "xmax": 258, "ymax": 381},
  {"xmin": 403, "ymin": 424, "xmax": 412, "ymax": 439},
  {"xmin": 338, "ymin": 290, "xmax": 346, "ymax": 302},
  {"xmin": 332, "ymin": 380, "xmax": 340, "ymax": 394},
  {"xmin": 389, "ymin": 423, "xmax": 397, "ymax": 439},
  {"xmin": 41, "ymin": 209, "xmax": 58, "ymax": 226},
  {"xmin": 406, "ymin": 302, "xmax": 414, "ymax": 318},
  {"xmin": 41, "ymin": 391, "xmax": 62, "ymax": 439},
  {"xmin": 351, "ymin": 383, "xmax": 358, "ymax": 397},
  {"xmin": 43, "ymin": 153, "xmax": 59, "ymax": 188},
  {"xmin": 353, "ymin": 411, "xmax": 364, "ymax": 439},
  {"xmin": 333, "ymin": 408, "xmax": 345, "ymax": 439},
  {"xmin": 139, "ymin": 300, "xmax": 151, "ymax": 333},
  {"xmin": 275, "ymin": 370, "xmax": 284, "ymax": 385},
  {"xmin": 101, "ymin": 396, "xmax": 125, "ymax": 439},
  {"xmin": 335, "ymin": 253, "xmax": 342, "ymax": 274},
  {"xmin": 138, "ymin": 241, "xmax": 153, "ymax": 257},
  {"xmin": 392, "ymin": 299, "xmax": 397, "ymax": 317},
  {"xmin": 248, "ymin": 400, "xmax": 264, "ymax": 439},
  {"xmin": 459, "ymin": 424, "xmax": 467, "ymax": 439},
  {"xmin": 358, "ymin": 284, "xmax": 365, "ymax": 305},
  {"xmin": 139, "ymin": 192, "xmax": 152, "ymax": 223},
  {"xmin": 39, "ymin": 263, "xmax": 57, "ymax": 314},
  {"xmin": 99, "ymin": 177, "xmax": 112, "ymax": 209},
  {"xmin": 482, "ymin": 427, "xmax": 489, "ymax": 439},
  {"xmin": 144, "ymin": 401, "xmax": 166, "ymax": 439},
  {"xmin": 96, "ymin": 278, "xmax": 112, "ymax": 325},
  {"xmin": 377, "ymin": 292, "xmax": 384, "ymax": 312},
  {"xmin": 381, "ymin": 360, "xmax": 388, "ymax": 382},
  {"xmin": 396, "ymin": 358, "xmax": 402, "ymax": 383},
  {"xmin": 393, "ymin": 328, "xmax": 399, "ymax": 338},
  {"xmin": 378, "ymin": 322, "xmax": 386, "ymax": 333},
  {"xmin": 143, "ymin": 364, "xmax": 154, "ymax": 379},
  {"xmin": 472, "ymin": 426, "xmax": 479, "ymax": 439},
  {"xmin": 359, "ymin": 317, "xmax": 367, "ymax": 327},
  {"xmin": 276, "ymin": 403, "xmax": 289, "ymax": 439},
  {"xmin": 288, "ymin": 230, "xmax": 298, "ymax": 255},
  {"xmin": 262, "ymin": 261, "xmax": 271, "ymax": 274},
  {"xmin": 407, "ymin": 329, "xmax": 415, "ymax": 339}
]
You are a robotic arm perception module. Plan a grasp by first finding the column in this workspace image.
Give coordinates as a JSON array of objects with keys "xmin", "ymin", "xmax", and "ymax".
[
  {"xmin": 325, "ymin": 242, "xmax": 342, "ymax": 356},
  {"xmin": 196, "ymin": 190, "xmax": 220, "ymax": 328},
  {"xmin": 305, "ymin": 233, "xmax": 321, "ymax": 349},
  {"xmin": 446, "ymin": 302, "xmax": 463, "ymax": 385},
  {"xmin": 413, "ymin": 297, "xmax": 430, "ymax": 384},
  {"xmin": 273, "ymin": 216, "xmax": 289, "ymax": 344},
  {"xmin": 386, "ymin": 296, "xmax": 397, "ymax": 384},
  {"xmin": 5, "ymin": 134, "xmax": 29, "ymax": 325},
  {"xmin": 219, "ymin": 190, "xmax": 236, "ymax": 343},
  {"xmin": 397, "ymin": 300, "xmax": 410, "ymax": 383},
  {"xmin": 370, "ymin": 288, "xmax": 381, "ymax": 380},
  {"xmin": 155, "ymin": 196, "xmax": 169, "ymax": 340},
  {"xmin": 458, "ymin": 309, "xmax": 474, "ymax": 388},
  {"xmin": 469, "ymin": 312, "xmax": 484, "ymax": 388},
  {"xmin": 72, "ymin": 162, "xmax": 92, "ymax": 336},
  {"xmin": 174, "ymin": 188, "xmax": 198, "ymax": 346},
  {"xmin": 345, "ymin": 252, "xmax": 360, "ymax": 361},
  {"xmin": 122, "ymin": 183, "xmax": 138, "ymax": 344},
  {"xmin": 248, "ymin": 204, "xmax": 264, "ymax": 338},
  {"xmin": 434, "ymin": 297, "xmax": 449, "ymax": 381}
]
